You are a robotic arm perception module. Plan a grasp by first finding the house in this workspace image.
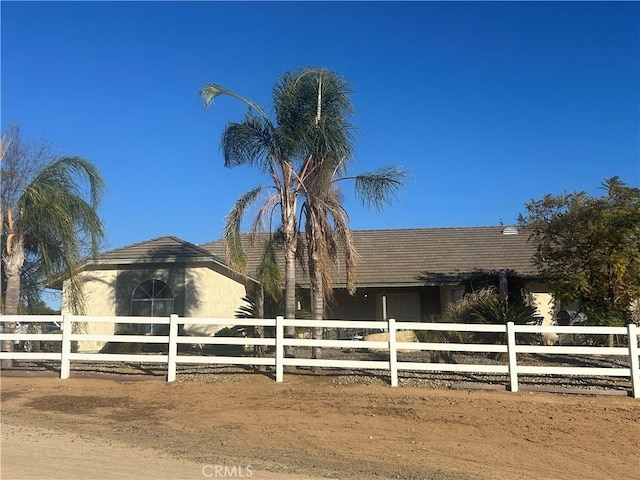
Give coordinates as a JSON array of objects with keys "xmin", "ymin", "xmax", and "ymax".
[
  {"xmin": 57, "ymin": 226, "xmax": 554, "ymax": 352},
  {"xmin": 54, "ymin": 236, "xmax": 259, "ymax": 351}
]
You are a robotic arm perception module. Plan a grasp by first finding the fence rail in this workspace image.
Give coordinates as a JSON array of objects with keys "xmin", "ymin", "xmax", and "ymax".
[{"xmin": 1, "ymin": 314, "xmax": 638, "ymax": 398}]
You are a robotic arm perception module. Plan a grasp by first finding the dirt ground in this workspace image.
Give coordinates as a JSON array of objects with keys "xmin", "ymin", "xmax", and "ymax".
[{"xmin": 1, "ymin": 371, "xmax": 639, "ymax": 480}]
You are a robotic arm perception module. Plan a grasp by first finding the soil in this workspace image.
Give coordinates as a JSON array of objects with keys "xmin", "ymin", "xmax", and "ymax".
[{"xmin": 1, "ymin": 370, "xmax": 639, "ymax": 480}]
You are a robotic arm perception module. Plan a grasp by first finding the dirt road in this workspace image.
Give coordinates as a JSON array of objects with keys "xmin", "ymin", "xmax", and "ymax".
[{"xmin": 1, "ymin": 372, "xmax": 639, "ymax": 480}]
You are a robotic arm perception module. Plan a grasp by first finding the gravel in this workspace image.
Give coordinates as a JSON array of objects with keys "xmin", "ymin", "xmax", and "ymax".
[{"xmin": 4, "ymin": 346, "xmax": 633, "ymax": 395}]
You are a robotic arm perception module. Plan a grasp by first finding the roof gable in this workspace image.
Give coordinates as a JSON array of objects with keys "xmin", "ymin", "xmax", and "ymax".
[{"xmin": 95, "ymin": 236, "xmax": 220, "ymax": 264}]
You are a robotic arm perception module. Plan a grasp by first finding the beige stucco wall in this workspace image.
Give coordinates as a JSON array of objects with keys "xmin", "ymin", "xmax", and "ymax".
[
  {"xmin": 527, "ymin": 282, "xmax": 558, "ymax": 345},
  {"xmin": 527, "ymin": 282, "xmax": 556, "ymax": 325},
  {"xmin": 66, "ymin": 265, "xmax": 251, "ymax": 352},
  {"xmin": 182, "ymin": 266, "xmax": 250, "ymax": 337},
  {"xmin": 62, "ymin": 269, "xmax": 118, "ymax": 352},
  {"xmin": 530, "ymin": 292, "xmax": 555, "ymax": 325}
]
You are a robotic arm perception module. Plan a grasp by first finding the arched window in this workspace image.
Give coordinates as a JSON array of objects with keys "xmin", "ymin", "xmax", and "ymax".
[{"xmin": 131, "ymin": 279, "xmax": 174, "ymax": 334}]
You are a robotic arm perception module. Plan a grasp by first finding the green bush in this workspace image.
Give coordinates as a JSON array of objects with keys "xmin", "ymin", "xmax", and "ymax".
[
  {"xmin": 414, "ymin": 315, "xmax": 470, "ymax": 344},
  {"xmin": 99, "ymin": 327, "xmax": 171, "ymax": 354},
  {"xmin": 41, "ymin": 329, "xmax": 79, "ymax": 353},
  {"xmin": 100, "ymin": 328, "xmax": 144, "ymax": 354},
  {"xmin": 202, "ymin": 327, "xmax": 246, "ymax": 356}
]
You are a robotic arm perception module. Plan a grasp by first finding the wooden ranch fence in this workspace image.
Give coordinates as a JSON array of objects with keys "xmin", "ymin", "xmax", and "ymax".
[{"xmin": 0, "ymin": 314, "xmax": 638, "ymax": 398}]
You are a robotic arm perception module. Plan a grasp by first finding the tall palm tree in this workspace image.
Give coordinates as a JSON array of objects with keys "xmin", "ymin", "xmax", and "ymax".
[
  {"xmin": 1, "ymin": 135, "xmax": 105, "ymax": 364},
  {"xmin": 201, "ymin": 72, "xmax": 312, "ymax": 323},
  {"xmin": 201, "ymin": 67, "xmax": 344, "ymax": 360},
  {"xmin": 292, "ymin": 69, "xmax": 407, "ymax": 362},
  {"xmin": 202, "ymin": 68, "xmax": 407, "ymax": 363}
]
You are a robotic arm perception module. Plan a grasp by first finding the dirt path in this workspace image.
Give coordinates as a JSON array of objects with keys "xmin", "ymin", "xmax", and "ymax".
[
  {"xmin": 1, "ymin": 373, "xmax": 639, "ymax": 480},
  {"xmin": 1, "ymin": 423, "xmax": 320, "ymax": 480}
]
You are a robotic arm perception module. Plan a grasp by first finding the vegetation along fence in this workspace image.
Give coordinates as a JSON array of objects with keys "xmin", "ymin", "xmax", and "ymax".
[{"xmin": 1, "ymin": 314, "xmax": 638, "ymax": 398}]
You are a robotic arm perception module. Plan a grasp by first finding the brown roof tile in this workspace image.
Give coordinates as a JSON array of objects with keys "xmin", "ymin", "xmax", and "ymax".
[
  {"xmin": 201, "ymin": 226, "xmax": 539, "ymax": 287},
  {"xmin": 94, "ymin": 236, "xmax": 224, "ymax": 264}
]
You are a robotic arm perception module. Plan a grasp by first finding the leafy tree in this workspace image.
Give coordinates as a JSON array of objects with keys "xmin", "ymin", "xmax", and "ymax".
[
  {"xmin": 519, "ymin": 177, "xmax": 640, "ymax": 326},
  {"xmin": 19, "ymin": 299, "xmax": 59, "ymax": 315},
  {"xmin": 1, "ymin": 125, "xmax": 105, "ymax": 363}
]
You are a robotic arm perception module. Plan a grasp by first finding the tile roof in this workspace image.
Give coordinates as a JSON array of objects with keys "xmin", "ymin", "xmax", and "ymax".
[
  {"xmin": 201, "ymin": 226, "xmax": 539, "ymax": 287},
  {"xmin": 91, "ymin": 236, "xmax": 224, "ymax": 265}
]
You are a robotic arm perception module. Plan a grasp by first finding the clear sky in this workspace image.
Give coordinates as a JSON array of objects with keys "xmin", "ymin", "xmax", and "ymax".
[{"xmin": 2, "ymin": 1, "xmax": 639, "ymax": 253}]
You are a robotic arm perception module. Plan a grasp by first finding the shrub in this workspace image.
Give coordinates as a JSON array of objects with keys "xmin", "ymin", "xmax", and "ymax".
[
  {"xmin": 446, "ymin": 287, "xmax": 539, "ymax": 345},
  {"xmin": 202, "ymin": 327, "xmax": 246, "ymax": 356},
  {"xmin": 100, "ymin": 328, "xmax": 144, "ymax": 354},
  {"xmin": 40, "ymin": 329, "xmax": 79, "ymax": 353}
]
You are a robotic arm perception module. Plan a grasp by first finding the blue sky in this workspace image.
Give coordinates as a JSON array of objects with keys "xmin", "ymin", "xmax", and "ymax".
[{"xmin": 2, "ymin": 1, "xmax": 639, "ymax": 253}]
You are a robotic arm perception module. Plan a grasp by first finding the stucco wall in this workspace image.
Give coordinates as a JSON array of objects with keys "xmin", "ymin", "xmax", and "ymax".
[
  {"xmin": 527, "ymin": 282, "xmax": 556, "ymax": 325},
  {"xmin": 68, "ymin": 264, "xmax": 250, "ymax": 351},
  {"xmin": 182, "ymin": 265, "xmax": 249, "ymax": 336},
  {"xmin": 439, "ymin": 285, "xmax": 465, "ymax": 315},
  {"xmin": 63, "ymin": 269, "xmax": 118, "ymax": 352}
]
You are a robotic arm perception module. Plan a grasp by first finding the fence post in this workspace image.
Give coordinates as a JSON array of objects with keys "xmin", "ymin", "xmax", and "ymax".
[
  {"xmin": 628, "ymin": 323, "xmax": 639, "ymax": 399},
  {"xmin": 276, "ymin": 316, "xmax": 284, "ymax": 383},
  {"xmin": 60, "ymin": 313, "xmax": 72, "ymax": 380},
  {"xmin": 167, "ymin": 314, "xmax": 179, "ymax": 383},
  {"xmin": 389, "ymin": 318, "xmax": 398, "ymax": 387},
  {"xmin": 506, "ymin": 322, "xmax": 518, "ymax": 392}
]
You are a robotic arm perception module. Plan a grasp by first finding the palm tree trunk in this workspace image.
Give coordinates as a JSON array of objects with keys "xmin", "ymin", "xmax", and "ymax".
[
  {"xmin": 307, "ymin": 216, "xmax": 324, "ymax": 372},
  {"xmin": 254, "ymin": 285, "xmax": 266, "ymax": 371},
  {"xmin": 2, "ymin": 243, "xmax": 24, "ymax": 368},
  {"xmin": 281, "ymin": 186, "xmax": 297, "ymax": 367},
  {"xmin": 310, "ymin": 263, "xmax": 324, "ymax": 372}
]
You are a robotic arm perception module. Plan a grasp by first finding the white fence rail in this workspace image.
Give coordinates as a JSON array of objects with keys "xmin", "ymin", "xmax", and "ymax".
[{"xmin": 1, "ymin": 314, "xmax": 638, "ymax": 398}]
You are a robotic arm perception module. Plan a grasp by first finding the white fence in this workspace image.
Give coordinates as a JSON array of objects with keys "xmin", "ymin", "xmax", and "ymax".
[{"xmin": 1, "ymin": 314, "xmax": 638, "ymax": 398}]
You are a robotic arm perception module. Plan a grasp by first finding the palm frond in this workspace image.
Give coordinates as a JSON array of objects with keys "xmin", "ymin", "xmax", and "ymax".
[
  {"xmin": 221, "ymin": 115, "xmax": 276, "ymax": 170},
  {"xmin": 256, "ymin": 237, "xmax": 283, "ymax": 302},
  {"xmin": 350, "ymin": 165, "xmax": 408, "ymax": 211},
  {"xmin": 250, "ymin": 192, "xmax": 281, "ymax": 239},
  {"xmin": 223, "ymin": 186, "xmax": 265, "ymax": 271},
  {"xmin": 200, "ymin": 84, "xmax": 269, "ymax": 120},
  {"xmin": 18, "ymin": 156, "xmax": 105, "ymax": 313}
]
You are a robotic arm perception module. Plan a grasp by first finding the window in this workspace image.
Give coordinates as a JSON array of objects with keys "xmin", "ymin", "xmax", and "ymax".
[
  {"xmin": 131, "ymin": 279, "xmax": 174, "ymax": 334},
  {"xmin": 450, "ymin": 287, "xmax": 465, "ymax": 303}
]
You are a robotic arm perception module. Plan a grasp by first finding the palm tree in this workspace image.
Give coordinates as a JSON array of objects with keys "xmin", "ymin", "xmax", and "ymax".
[
  {"xmin": 202, "ymin": 69, "xmax": 407, "ymax": 363},
  {"xmin": 201, "ymin": 73, "xmax": 311, "ymax": 321},
  {"xmin": 1, "ymin": 131, "xmax": 105, "ymax": 363},
  {"xmin": 291, "ymin": 69, "xmax": 407, "ymax": 362},
  {"xmin": 302, "ymin": 165, "xmax": 406, "ymax": 361},
  {"xmin": 201, "ymin": 67, "xmax": 343, "ymax": 360}
]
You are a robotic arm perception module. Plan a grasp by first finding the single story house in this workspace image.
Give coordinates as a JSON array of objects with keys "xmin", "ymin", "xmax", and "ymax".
[{"xmin": 56, "ymin": 226, "xmax": 554, "ymax": 352}]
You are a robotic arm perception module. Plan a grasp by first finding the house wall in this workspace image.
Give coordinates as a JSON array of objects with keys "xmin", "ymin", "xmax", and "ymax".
[
  {"xmin": 67, "ymin": 263, "xmax": 250, "ymax": 352},
  {"xmin": 115, "ymin": 264, "xmax": 187, "ymax": 317},
  {"xmin": 63, "ymin": 269, "xmax": 118, "ymax": 352},
  {"xmin": 527, "ymin": 282, "xmax": 556, "ymax": 325},
  {"xmin": 182, "ymin": 265, "xmax": 250, "ymax": 337},
  {"xmin": 326, "ymin": 290, "xmax": 377, "ymax": 320},
  {"xmin": 439, "ymin": 285, "xmax": 466, "ymax": 315},
  {"xmin": 326, "ymin": 287, "xmax": 441, "ymax": 322}
]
